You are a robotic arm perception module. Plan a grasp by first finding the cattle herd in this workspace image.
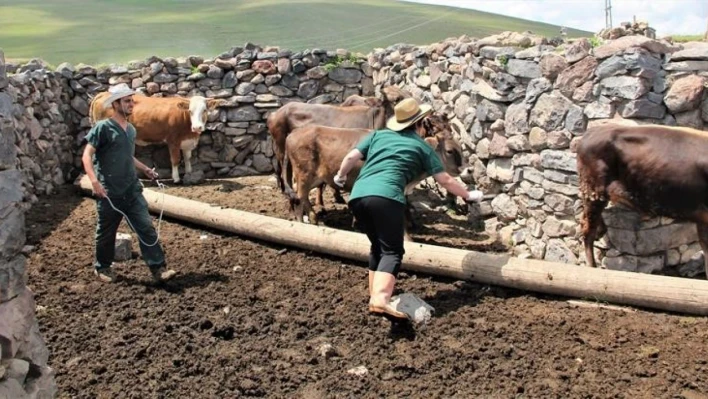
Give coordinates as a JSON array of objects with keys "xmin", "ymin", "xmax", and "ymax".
[{"xmin": 87, "ymin": 89, "xmax": 708, "ymax": 275}]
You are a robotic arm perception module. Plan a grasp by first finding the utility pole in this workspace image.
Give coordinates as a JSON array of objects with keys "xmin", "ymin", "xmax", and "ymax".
[{"xmin": 605, "ymin": 0, "xmax": 613, "ymax": 29}]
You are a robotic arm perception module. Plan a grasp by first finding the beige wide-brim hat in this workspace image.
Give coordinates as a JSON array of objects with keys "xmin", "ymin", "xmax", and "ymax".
[
  {"xmin": 386, "ymin": 97, "xmax": 432, "ymax": 131},
  {"xmin": 103, "ymin": 83, "xmax": 135, "ymax": 109}
]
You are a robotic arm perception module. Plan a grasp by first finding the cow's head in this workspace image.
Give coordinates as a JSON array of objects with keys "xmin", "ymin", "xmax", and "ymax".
[
  {"xmin": 420, "ymin": 113, "xmax": 472, "ymax": 181},
  {"xmin": 177, "ymin": 96, "xmax": 226, "ymax": 134}
]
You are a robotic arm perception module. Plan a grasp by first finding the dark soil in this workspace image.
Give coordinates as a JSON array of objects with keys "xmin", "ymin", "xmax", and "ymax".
[{"xmin": 25, "ymin": 176, "xmax": 708, "ymax": 399}]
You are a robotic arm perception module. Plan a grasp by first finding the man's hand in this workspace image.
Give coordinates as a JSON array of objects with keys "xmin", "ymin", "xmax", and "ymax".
[
  {"xmin": 144, "ymin": 167, "xmax": 159, "ymax": 180},
  {"xmin": 333, "ymin": 173, "xmax": 346, "ymax": 188},
  {"xmin": 91, "ymin": 180, "xmax": 107, "ymax": 198}
]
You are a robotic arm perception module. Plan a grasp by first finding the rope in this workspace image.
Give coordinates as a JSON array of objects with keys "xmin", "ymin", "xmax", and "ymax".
[{"xmin": 103, "ymin": 175, "xmax": 166, "ymax": 247}]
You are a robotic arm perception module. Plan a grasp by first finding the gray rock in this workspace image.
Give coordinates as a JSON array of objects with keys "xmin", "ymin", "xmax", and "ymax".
[
  {"xmin": 599, "ymin": 76, "xmax": 650, "ymax": 100},
  {"xmin": 297, "ymin": 80, "xmax": 319, "ymax": 99},
  {"xmin": 619, "ymin": 99, "xmax": 666, "ymax": 119},
  {"xmin": 506, "ymin": 59, "xmax": 541, "ymax": 79},
  {"xmin": 226, "ymin": 106, "xmax": 261, "ymax": 122},
  {"xmin": 540, "ymin": 149, "xmax": 577, "ymax": 172},
  {"xmin": 70, "ymin": 96, "xmax": 89, "ymax": 116},
  {"xmin": 114, "ymin": 233, "xmax": 132, "ymax": 262},
  {"xmin": 702, "ymin": 99, "xmax": 708, "ymax": 122},
  {"xmin": 252, "ymin": 154, "xmax": 273, "ymax": 172},
  {"xmin": 0, "ymin": 205, "xmax": 25, "ymax": 262},
  {"xmin": 554, "ymin": 56, "xmax": 598, "ymax": 97},
  {"xmin": 491, "ymin": 193, "xmax": 519, "ymax": 221},
  {"xmin": 670, "ymin": 44, "xmax": 708, "ymax": 61},
  {"xmin": 530, "ymin": 92, "xmax": 572, "ymax": 132},
  {"xmin": 0, "ymin": 256, "xmax": 26, "ymax": 303},
  {"xmin": 235, "ymin": 82, "xmax": 255, "ymax": 96},
  {"xmin": 222, "ymin": 71, "xmax": 238, "ymax": 89},
  {"xmin": 542, "ymin": 216, "xmax": 576, "ymax": 237},
  {"xmin": 504, "ymin": 102, "xmax": 530, "ymax": 135},
  {"xmin": 328, "ymin": 68, "xmax": 362, "ymax": 84},
  {"xmin": 544, "ymin": 239, "xmax": 578, "ymax": 264},
  {"xmin": 487, "ymin": 158, "xmax": 514, "ymax": 183},
  {"xmin": 625, "ymin": 48, "xmax": 662, "ymax": 79},
  {"xmin": 663, "ymin": 61, "xmax": 708, "ymax": 72},
  {"xmin": 269, "ymin": 85, "xmax": 294, "ymax": 97},
  {"xmin": 584, "ymin": 100, "xmax": 614, "ymax": 119},
  {"xmin": 607, "ymin": 222, "xmax": 697, "ymax": 256},
  {"xmin": 565, "ymin": 104, "xmax": 586, "ymax": 134},
  {"xmin": 675, "ymin": 109, "xmax": 704, "ymax": 129},
  {"xmin": 525, "ymin": 77, "xmax": 552, "ymax": 103},
  {"xmin": 476, "ymin": 99, "xmax": 506, "ymax": 122},
  {"xmin": 0, "ymin": 120, "xmax": 15, "ymax": 170},
  {"xmin": 507, "ymin": 135, "xmax": 531, "ymax": 151},
  {"xmin": 182, "ymin": 170, "xmax": 206, "ymax": 185},
  {"xmin": 547, "ymin": 129, "xmax": 571, "ymax": 149},
  {"xmin": 595, "ymin": 55, "xmax": 627, "ymax": 79}
]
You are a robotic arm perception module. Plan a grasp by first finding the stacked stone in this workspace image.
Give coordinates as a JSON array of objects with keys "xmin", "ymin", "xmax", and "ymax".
[
  {"xmin": 366, "ymin": 32, "xmax": 705, "ymax": 276},
  {"xmin": 0, "ymin": 49, "xmax": 57, "ymax": 399},
  {"xmin": 53, "ymin": 43, "xmax": 375, "ymax": 179}
]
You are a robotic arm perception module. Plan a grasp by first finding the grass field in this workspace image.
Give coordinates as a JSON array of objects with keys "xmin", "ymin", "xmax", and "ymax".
[{"xmin": 0, "ymin": 0, "xmax": 594, "ymax": 66}]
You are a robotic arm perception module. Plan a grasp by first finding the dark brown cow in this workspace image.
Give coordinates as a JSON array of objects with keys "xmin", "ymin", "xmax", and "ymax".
[
  {"xmin": 89, "ymin": 92, "xmax": 225, "ymax": 183},
  {"xmin": 281, "ymin": 114, "xmax": 470, "ymax": 240},
  {"xmin": 266, "ymin": 86, "xmax": 410, "ymax": 203},
  {"xmin": 577, "ymin": 123, "xmax": 708, "ymax": 275}
]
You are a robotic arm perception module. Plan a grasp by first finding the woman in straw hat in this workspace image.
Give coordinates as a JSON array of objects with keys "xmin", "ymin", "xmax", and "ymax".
[{"xmin": 334, "ymin": 97, "xmax": 483, "ymax": 321}]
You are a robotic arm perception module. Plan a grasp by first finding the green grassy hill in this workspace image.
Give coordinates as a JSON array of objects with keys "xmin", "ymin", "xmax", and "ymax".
[{"xmin": 0, "ymin": 0, "xmax": 593, "ymax": 66}]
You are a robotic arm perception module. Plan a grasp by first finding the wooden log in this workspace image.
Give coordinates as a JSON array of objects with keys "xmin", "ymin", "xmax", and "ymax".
[{"xmin": 78, "ymin": 176, "xmax": 708, "ymax": 316}]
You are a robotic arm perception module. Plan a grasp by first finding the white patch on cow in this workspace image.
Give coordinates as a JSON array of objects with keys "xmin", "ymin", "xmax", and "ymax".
[
  {"xmin": 188, "ymin": 96, "xmax": 209, "ymax": 133},
  {"xmin": 172, "ymin": 165, "xmax": 180, "ymax": 183},
  {"xmin": 135, "ymin": 139, "xmax": 150, "ymax": 146},
  {"xmin": 180, "ymin": 138, "xmax": 198, "ymax": 151}
]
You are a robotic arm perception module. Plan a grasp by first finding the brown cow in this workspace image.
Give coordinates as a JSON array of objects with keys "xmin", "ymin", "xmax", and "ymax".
[
  {"xmin": 89, "ymin": 92, "xmax": 225, "ymax": 183},
  {"xmin": 266, "ymin": 86, "xmax": 410, "ymax": 203},
  {"xmin": 577, "ymin": 123, "xmax": 708, "ymax": 275},
  {"xmin": 281, "ymin": 114, "xmax": 470, "ymax": 239}
]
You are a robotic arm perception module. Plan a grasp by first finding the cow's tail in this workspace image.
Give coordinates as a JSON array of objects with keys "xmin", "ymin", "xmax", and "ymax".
[{"xmin": 281, "ymin": 146, "xmax": 300, "ymax": 210}]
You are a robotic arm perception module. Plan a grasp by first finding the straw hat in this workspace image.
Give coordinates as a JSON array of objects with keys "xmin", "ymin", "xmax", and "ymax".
[
  {"xmin": 103, "ymin": 83, "xmax": 135, "ymax": 109},
  {"xmin": 386, "ymin": 97, "xmax": 432, "ymax": 131}
]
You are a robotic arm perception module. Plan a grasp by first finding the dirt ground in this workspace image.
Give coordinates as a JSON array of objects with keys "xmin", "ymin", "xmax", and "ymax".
[{"xmin": 25, "ymin": 175, "xmax": 708, "ymax": 399}]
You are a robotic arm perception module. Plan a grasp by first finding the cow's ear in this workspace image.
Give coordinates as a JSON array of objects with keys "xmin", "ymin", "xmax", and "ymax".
[
  {"xmin": 207, "ymin": 99, "xmax": 226, "ymax": 109},
  {"xmin": 176, "ymin": 101, "xmax": 190, "ymax": 111},
  {"xmin": 424, "ymin": 136, "xmax": 440, "ymax": 149}
]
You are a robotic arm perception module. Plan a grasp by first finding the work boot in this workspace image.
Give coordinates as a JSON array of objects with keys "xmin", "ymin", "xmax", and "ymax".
[
  {"xmin": 95, "ymin": 267, "xmax": 116, "ymax": 283},
  {"xmin": 150, "ymin": 265, "xmax": 177, "ymax": 282}
]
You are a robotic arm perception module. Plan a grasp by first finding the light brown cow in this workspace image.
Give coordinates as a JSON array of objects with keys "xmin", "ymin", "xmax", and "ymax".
[
  {"xmin": 281, "ymin": 114, "xmax": 470, "ymax": 239},
  {"xmin": 266, "ymin": 86, "xmax": 410, "ymax": 202},
  {"xmin": 89, "ymin": 92, "xmax": 225, "ymax": 183}
]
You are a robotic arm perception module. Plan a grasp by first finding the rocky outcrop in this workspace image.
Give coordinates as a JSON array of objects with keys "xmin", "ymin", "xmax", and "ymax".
[{"xmin": 0, "ymin": 50, "xmax": 57, "ymax": 399}]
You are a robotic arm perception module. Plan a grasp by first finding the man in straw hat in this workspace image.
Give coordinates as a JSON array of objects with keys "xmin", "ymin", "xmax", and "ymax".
[
  {"xmin": 82, "ymin": 83, "xmax": 177, "ymax": 283},
  {"xmin": 334, "ymin": 97, "xmax": 483, "ymax": 321}
]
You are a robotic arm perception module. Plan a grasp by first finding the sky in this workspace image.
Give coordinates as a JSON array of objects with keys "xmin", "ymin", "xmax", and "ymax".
[{"xmin": 399, "ymin": 0, "xmax": 707, "ymax": 36}]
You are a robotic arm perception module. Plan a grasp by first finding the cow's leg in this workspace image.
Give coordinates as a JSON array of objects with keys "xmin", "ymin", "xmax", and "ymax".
[
  {"xmin": 581, "ymin": 197, "xmax": 608, "ymax": 268},
  {"xmin": 168, "ymin": 145, "xmax": 182, "ymax": 183},
  {"xmin": 697, "ymin": 223, "xmax": 708, "ymax": 278},
  {"xmin": 180, "ymin": 139, "xmax": 198, "ymax": 175},
  {"xmin": 296, "ymin": 176, "xmax": 316, "ymax": 224},
  {"xmin": 315, "ymin": 183, "xmax": 326, "ymax": 209}
]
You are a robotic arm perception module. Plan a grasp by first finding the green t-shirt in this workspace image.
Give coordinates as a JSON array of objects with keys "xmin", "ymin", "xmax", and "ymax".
[
  {"xmin": 349, "ymin": 128, "xmax": 445, "ymax": 204},
  {"xmin": 84, "ymin": 118, "xmax": 139, "ymax": 197}
]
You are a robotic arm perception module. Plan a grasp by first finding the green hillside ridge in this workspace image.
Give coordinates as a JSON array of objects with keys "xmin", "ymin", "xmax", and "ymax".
[{"xmin": 0, "ymin": 0, "xmax": 593, "ymax": 66}]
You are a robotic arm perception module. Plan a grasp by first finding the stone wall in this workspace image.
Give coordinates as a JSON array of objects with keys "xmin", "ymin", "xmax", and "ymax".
[
  {"xmin": 0, "ymin": 50, "xmax": 57, "ymax": 399},
  {"xmin": 364, "ymin": 32, "xmax": 708, "ymax": 277},
  {"xmin": 4, "ymin": 33, "xmax": 708, "ymax": 278}
]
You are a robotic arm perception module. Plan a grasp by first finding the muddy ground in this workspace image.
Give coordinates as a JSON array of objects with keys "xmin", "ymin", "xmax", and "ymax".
[{"xmin": 25, "ymin": 175, "xmax": 708, "ymax": 398}]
